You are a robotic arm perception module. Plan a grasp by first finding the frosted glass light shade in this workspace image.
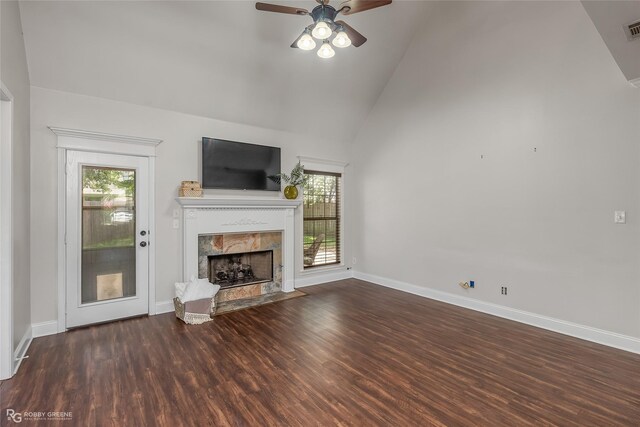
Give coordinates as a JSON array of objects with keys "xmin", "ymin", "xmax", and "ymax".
[
  {"xmin": 297, "ymin": 33, "xmax": 316, "ymax": 51},
  {"xmin": 332, "ymin": 31, "xmax": 351, "ymax": 48},
  {"xmin": 312, "ymin": 22, "xmax": 332, "ymax": 40},
  {"xmin": 317, "ymin": 41, "xmax": 335, "ymax": 59}
]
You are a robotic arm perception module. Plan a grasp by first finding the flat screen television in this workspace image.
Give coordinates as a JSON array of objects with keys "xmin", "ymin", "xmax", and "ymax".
[{"xmin": 201, "ymin": 138, "xmax": 281, "ymax": 191}]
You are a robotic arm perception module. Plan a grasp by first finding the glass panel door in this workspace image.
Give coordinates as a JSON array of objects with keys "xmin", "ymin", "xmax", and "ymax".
[
  {"xmin": 66, "ymin": 150, "xmax": 149, "ymax": 328},
  {"xmin": 81, "ymin": 166, "xmax": 136, "ymax": 303}
]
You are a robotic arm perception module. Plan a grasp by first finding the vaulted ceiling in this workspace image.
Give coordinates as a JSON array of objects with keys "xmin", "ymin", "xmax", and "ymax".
[
  {"xmin": 19, "ymin": 0, "xmax": 430, "ymax": 141},
  {"xmin": 581, "ymin": 1, "xmax": 640, "ymax": 83}
]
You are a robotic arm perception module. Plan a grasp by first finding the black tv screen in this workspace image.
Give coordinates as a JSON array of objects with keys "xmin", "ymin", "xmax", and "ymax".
[{"xmin": 201, "ymin": 138, "xmax": 281, "ymax": 191}]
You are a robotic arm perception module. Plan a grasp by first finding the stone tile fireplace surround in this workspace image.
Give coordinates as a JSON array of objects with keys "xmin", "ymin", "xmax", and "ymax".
[
  {"xmin": 199, "ymin": 232, "xmax": 282, "ymax": 302},
  {"xmin": 177, "ymin": 196, "xmax": 301, "ymax": 302}
]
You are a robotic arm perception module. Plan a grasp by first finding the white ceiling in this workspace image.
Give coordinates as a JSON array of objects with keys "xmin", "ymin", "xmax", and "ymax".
[
  {"xmin": 581, "ymin": 0, "xmax": 640, "ymax": 82},
  {"xmin": 19, "ymin": 0, "xmax": 430, "ymax": 141}
]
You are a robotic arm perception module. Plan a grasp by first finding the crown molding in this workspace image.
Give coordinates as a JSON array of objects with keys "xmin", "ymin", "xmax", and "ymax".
[{"xmin": 48, "ymin": 127, "xmax": 162, "ymax": 146}]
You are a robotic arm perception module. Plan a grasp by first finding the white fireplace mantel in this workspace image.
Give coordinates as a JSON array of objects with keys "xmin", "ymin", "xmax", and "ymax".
[
  {"xmin": 176, "ymin": 196, "xmax": 302, "ymax": 292},
  {"xmin": 176, "ymin": 196, "xmax": 301, "ymax": 209}
]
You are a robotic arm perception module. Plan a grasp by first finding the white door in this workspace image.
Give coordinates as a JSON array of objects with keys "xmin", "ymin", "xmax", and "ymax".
[{"xmin": 65, "ymin": 150, "xmax": 149, "ymax": 328}]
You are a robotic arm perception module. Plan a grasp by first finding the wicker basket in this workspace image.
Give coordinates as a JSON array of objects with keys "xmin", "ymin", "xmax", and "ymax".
[
  {"xmin": 179, "ymin": 180, "xmax": 203, "ymax": 198},
  {"xmin": 179, "ymin": 187, "xmax": 203, "ymax": 197},
  {"xmin": 173, "ymin": 297, "xmax": 216, "ymax": 324}
]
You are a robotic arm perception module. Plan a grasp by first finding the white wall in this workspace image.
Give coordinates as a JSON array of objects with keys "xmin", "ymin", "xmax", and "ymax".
[
  {"xmin": 30, "ymin": 86, "xmax": 351, "ymax": 324},
  {"xmin": 352, "ymin": 1, "xmax": 640, "ymax": 338},
  {"xmin": 1, "ymin": 1, "xmax": 31, "ymax": 350}
]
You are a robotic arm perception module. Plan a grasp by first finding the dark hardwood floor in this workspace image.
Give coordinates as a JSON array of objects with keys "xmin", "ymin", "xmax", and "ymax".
[{"xmin": 2, "ymin": 279, "xmax": 640, "ymax": 426}]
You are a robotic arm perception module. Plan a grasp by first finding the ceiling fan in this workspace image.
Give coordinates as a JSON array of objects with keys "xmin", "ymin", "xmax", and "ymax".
[{"xmin": 256, "ymin": 0, "xmax": 392, "ymax": 58}]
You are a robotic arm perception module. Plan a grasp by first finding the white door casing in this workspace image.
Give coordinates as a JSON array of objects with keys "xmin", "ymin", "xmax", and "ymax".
[
  {"xmin": 0, "ymin": 82, "xmax": 14, "ymax": 379},
  {"xmin": 65, "ymin": 151, "xmax": 149, "ymax": 327},
  {"xmin": 51, "ymin": 127, "xmax": 161, "ymax": 332}
]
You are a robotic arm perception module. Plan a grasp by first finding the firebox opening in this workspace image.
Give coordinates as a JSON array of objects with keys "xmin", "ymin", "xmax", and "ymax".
[{"xmin": 208, "ymin": 250, "xmax": 274, "ymax": 289}]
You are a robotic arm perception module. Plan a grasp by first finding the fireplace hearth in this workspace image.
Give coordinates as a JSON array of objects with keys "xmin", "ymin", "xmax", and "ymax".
[{"xmin": 208, "ymin": 250, "xmax": 274, "ymax": 289}]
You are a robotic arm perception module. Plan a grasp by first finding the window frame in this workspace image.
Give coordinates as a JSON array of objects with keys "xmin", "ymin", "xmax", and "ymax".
[
  {"xmin": 302, "ymin": 170, "xmax": 342, "ymax": 269},
  {"xmin": 296, "ymin": 156, "xmax": 348, "ymax": 275}
]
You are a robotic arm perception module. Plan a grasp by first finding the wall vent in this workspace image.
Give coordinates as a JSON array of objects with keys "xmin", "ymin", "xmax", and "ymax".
[{"xmin": 624, "ymin": 20, "xmax": 640, "ymax": 41}]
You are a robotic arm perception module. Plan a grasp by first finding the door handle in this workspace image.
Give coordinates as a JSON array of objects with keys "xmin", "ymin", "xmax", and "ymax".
[{"xmin": 140, "ymin": 241, "xmax": 147, "ymax": 247}]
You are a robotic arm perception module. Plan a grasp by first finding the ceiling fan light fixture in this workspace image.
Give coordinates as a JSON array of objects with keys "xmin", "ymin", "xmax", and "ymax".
[
  {"xmin": 317, "ymin": 40, "xmax": 335, "ymax": 59},
  {"xmin": 332, "ymin": 31, "xmax": 352, "ymax": 48},
  {"xmin": 312, "ymin": 21, "xmax": 332, "ymax": 40},
  {"xmin": 297, "ymin": 32, "xmax": 316, "ymax": 51}
]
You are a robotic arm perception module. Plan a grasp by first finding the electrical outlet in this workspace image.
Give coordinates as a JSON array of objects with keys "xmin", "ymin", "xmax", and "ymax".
[
  {"xmin": 615, "ymin": 211, "xmax": 626, "ymax": 224},
  {"xmin": 501, "ymin": 286, "xmax": 508, "ymax": 295}
]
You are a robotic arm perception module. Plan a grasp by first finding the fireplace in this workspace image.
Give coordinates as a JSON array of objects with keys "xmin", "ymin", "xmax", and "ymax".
[
  {"xmin": 177, "ymin": 196, "xmax": 301, "ymax": 294},
  {"xmin": 208, "ymin": 250, "xmax": 274, "ymax": 289},
  {"xmin": 197, "ymin": 231, "xmax": 283, "ymax": 302}
]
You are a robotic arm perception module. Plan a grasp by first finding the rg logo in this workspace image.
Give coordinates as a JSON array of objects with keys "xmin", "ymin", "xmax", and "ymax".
[{"xmin": 6, "ymin": 409, "xmax": 22, "ymax": 423}]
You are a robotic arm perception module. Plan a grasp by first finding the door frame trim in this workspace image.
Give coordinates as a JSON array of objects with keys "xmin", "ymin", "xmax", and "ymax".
[
  {"xmin": 51, "ymin": 127, "xmax": 162, "ymax": 333},
  {"xmin": 1, "ymin": 82, "xmax": 14, "ymax": 379}
]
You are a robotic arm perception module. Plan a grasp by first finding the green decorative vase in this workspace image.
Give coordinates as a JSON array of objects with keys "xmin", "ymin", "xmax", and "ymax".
[{"xmin": 283, "ymin": 185, "xmax": 298, "ymax": 200}]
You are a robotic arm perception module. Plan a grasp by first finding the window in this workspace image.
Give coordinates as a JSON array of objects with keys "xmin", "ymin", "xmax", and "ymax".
[{"xmin": 303, "ymin": 171, "xmax": 341, "ymax": 268}]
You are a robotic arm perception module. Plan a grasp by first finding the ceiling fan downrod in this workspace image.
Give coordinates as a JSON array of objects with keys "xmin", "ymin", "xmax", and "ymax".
[{"xmin": 310, "ymin": 4, "xmax": 338, "ymax": 24}]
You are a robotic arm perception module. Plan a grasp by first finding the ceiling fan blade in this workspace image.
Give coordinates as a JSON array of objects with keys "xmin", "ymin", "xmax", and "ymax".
[
  {"xmin": 255, "ymin": 2, "xmax": 309, "ymax": 15},
  {"xmin": 335, "ymin": 20, "xmax": 367, "ymax": 47},
  {"xmin": 339, "ymin": 0, "xmax": 391, "ymax": 15}
]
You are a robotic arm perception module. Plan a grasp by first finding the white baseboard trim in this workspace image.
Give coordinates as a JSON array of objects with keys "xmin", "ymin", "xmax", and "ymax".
[
  {"xmin": 32, "ymin": 321, "xmax": 60, "ymax": 338},
  {"xmin": 353, "ymin": 271, "xmax": 640, "ymax": 355},
  {"xmin": 295, "ymin": 269, "xmax": 353, "ymax": 288},
  {"xmin": 31, "ymin": 308, "xmax": 175, "ymax": 334},
  {"xmin": 13, "ymin": 326, "xmax": 32, "ymax": 375},
  {"xmin": 283, "ymin": 279, "xmax": 295, "ymax": 293},
  {"xmin": 156, "ymin": 300, "xmax": 175, "ymax": 314}
]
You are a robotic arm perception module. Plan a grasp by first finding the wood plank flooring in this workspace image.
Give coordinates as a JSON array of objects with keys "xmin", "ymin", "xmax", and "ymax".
[{"xmin": 1, "ymin": 279, "xmax": 639, "ymax": 426}]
